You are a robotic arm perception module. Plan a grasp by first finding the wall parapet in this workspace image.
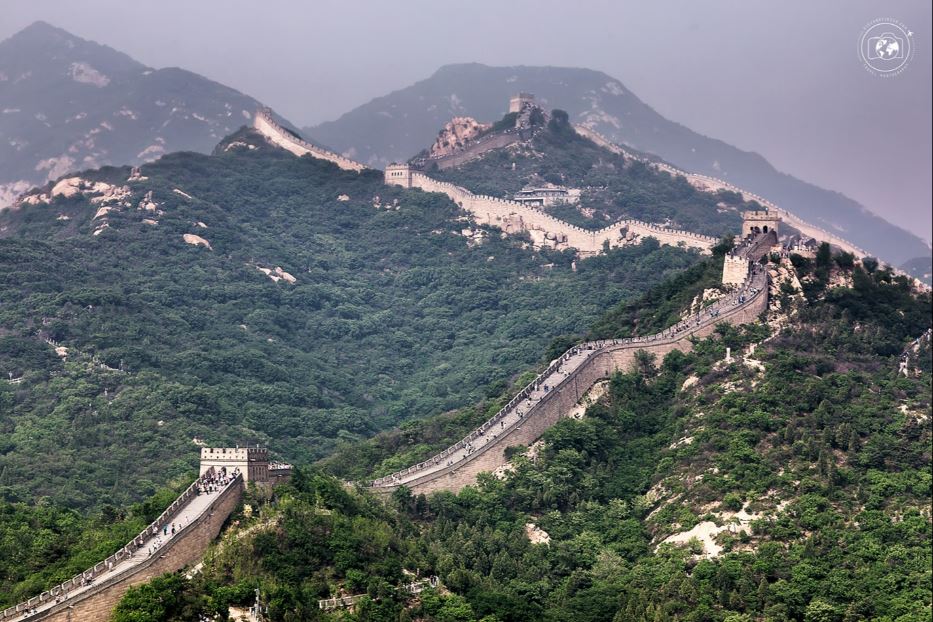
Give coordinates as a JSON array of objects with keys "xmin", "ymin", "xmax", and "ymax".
[
  {"xmin": 572, "ymin": 124, "xmax": 881, "ymax": 263},
  {"xmin": 405, "ymin": 172, "xmax": 716, "ymax": 254},
  {"xmin": 368, "ymin": 263, "xmax": 768, "ymax": 492},
  {"xmin": 253, "ymin": 109, "xmax": 366, "ymax": 173},
  {"xmin": 1, "ymin": 470, "xmax": 242, "ymax": 621}
]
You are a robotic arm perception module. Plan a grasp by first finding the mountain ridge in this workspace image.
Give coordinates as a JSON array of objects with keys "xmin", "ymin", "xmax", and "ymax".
[
  {"xmin": 308, "ymin": 62, "xmax": 930, "ymax": 266},
  {"xmin": 0, "ymin": 21, "xmax": 291, "ymax": 210}
]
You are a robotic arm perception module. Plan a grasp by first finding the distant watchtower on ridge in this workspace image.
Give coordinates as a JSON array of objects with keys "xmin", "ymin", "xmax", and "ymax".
[
  {"xmin": 385, "ymin": 163, "xmax": 412, "ymax": 188},
  {"xmin": 509, "ymin": 92, "xmax": 535, "ymax": 113}
]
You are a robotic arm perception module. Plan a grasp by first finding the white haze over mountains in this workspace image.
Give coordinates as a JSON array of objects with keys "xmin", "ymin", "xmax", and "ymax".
[{"xmin": 0, "ymin": 0, "xmax": 930, "ymax": 245}]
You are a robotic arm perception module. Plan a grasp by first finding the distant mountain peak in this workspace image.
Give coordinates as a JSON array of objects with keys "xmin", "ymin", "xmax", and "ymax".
[
  {"xmin": 0, "ymin": 22, "xmax": 276, "ymax": 210},
  {"xmin": 0, "ymin": 20, "xmax": 146, "ymax": 76},
  {"xmin": 11, "ymin": 20, "xmax": 69, "ymax": 38}
]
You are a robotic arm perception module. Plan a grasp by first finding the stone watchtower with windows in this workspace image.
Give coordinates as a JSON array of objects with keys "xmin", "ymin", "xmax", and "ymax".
[
  {"xmin": 199, "ymin": 446, "xmax": 269, "ymax": 483},
  {"xmin": 741, "ymin": 210, "xmax": 780, "ymax": 238},
  {"xmin": 385, "ymin": 163, "xmax": 412, "ymax": 188}
]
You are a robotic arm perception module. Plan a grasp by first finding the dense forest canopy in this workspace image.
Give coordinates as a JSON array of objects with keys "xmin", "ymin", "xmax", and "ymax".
[
  {"xmin": 0, "ymin": 128, "xmax": 703, "ymax": 509},
  {"xmin": 0, "ymin": 122, "xmax": 929, "ymax": 622}
]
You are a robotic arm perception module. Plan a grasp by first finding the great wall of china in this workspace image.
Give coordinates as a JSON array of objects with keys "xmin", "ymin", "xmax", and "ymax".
[
  {"xmin": 3, "ymin": 450, "xmax": 290, "ymax": 622},
  {"xmin": 246, "ymin": 107, "xmax": 784, "ymax": 495},
  {"xmin": 573, "ymin": 125, "xmax": 873, "ymax": 260},
  {"xmin": 252, "ymin": 107, "xmax": 881, "ymax": 264},
  {"xmin": 6, "ymin": 103, "xmax": 854, "ymax": 620},
  {"xmin": 253, "ymin": 109, "xmax": 366, "ymax": 172},
  {"xmin": 387, "ymin": 167, "xmax": 719, "ymax": 255},
  {"xmin": 254, "ymin": 108, "xmax": 717, "ymax": 256},
  {"xmin": 2, "ymin": 469, "xmax": 243, "ymax": 622},
  {"xmin": 3, "ymin": 236, "xmax": 772, "ymax": 621},
  {"xmin": 368, "ymin": 256, "xmax": 769, "ymax": 495}
]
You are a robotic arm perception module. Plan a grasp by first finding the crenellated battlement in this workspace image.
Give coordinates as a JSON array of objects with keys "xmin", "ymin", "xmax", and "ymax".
[
  {"xmin": 369, "ymin": 263, "xmax": 769, "ymax": 493},
  {"xmin": 253, "ymin": 109, "xmax": 367, "ymax": 172},
  {"xmin": 258, "ymin": 102, "xmax": 719, "ymax": 256},
  {"xmin": 400, "ymin": 170, "xmax": 717, "ymax": 255}
]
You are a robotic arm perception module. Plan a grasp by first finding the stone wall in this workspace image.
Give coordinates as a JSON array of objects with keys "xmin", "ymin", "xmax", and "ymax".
[
  {"xmin": 429, "ymin": 132, "xmax": 521, "ymax": 171},
  {"xmin": 678, "ymin": 172, "xmax": 873, "ymax": 259},
  {"xmin": 578, "ymin": 129, "xmax": 879, "ymax": 263},
  {"xmin": 252, "ymin": 110, "xmax": 366, "ymax": 173},
  {"xmin": 11, "ymin": 481, "xmax": 243, "ymax": 622},
  {"xmin": 380, "ymin": 272, "xmax": 768, "ymax": 496}
]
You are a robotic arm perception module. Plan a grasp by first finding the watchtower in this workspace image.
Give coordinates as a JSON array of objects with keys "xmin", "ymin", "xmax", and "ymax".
[
  {"xmin": 742, "ymin": 210, "xmax": 780, "ymax": 238},
  {"xmin": 200, "ymin": 446, "xmax": 269, "ymax": 483},
  {"xmin": 722, "ymin": 254, "xmax": 751, "ymax": 286},
  {"xmin": 385, "ymin": 163, "xmax": 412, "ymax": 188},
  {"xmin": 509, "ymin": 92, "xmax": 535, "ymax": 113}
]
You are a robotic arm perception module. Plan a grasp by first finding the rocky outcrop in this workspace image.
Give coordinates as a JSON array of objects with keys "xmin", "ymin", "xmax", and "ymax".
[
  {"xmin": 428, "ymin": 117, "xmax": 491, "ymax": 158},
  {"xmin": 183, "ymin": 234, "xmax": 212, "ymax": 250},
  {"xmin": 18, "ymin": 177, "xmax": 131, "ymax": 207},
  {"xmin": 256, "ymin": 265, "xmax": 296, "ymax": 284}
]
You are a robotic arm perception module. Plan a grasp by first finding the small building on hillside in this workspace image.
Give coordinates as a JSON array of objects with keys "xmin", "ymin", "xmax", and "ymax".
[{"xmin": 512, "ymin": 186, "xmax": 580, "ymax": 207}]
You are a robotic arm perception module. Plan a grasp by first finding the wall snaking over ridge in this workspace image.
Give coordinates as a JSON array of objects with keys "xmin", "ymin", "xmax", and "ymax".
[
  {"xmin": 370, "ymin": 262, "xmax": 769, "ymax": 495},
  {"xmin": 253, "ymin": 109, "xmax": 366, "ymax": 172},
  {"xmin": 406, "ymin": 172, "xmax": 718, "ymax": 256}
]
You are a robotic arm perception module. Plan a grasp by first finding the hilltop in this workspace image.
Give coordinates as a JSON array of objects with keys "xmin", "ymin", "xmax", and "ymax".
[
  {"xmin": 0, "ymin": 22, "xmax": 289, "ymax": 210},
  {"xmin": 0, "ymin": 124, "xmax": 702, "ymax": 508},
  {"xmin": 422, "ymin": 104, "xmax": 745, "ymax": 238},
  {"xmin": 308, "ymin": 63, "xmax": 930, "ymax": 266}
]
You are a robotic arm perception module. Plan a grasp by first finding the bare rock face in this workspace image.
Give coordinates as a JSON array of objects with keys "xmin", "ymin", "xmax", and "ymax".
[
  {"xmin": 183, "ymin": 233, "xmax": 212, "ymax": 250},
  {"xmin": 428, "ymin": 117, "xmax": 491, "ymax": 158}
]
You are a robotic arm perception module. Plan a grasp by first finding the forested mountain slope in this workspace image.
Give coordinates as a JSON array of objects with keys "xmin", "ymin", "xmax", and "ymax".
[
  {"xmin": 0, "ymin": 127, "xmax": 700, "ymax": 508},
  {"xmin": 102, "ymin": 248, "xmax": 932, "ymax": 622}
]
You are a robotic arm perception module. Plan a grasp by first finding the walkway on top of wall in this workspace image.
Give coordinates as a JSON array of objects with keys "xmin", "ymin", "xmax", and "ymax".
[
  {"xmin": 369, "ymin": 248, "xmax": 769, "ymax": 492},
  {"xmin": 1, "ymin": 474, "xmax": 241, "ymax": 621}
]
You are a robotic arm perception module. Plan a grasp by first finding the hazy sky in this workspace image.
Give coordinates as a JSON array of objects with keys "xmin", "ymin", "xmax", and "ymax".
[{"xmin": 3, "ymin": 0, "xmax": 931, "ymax": 243}]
